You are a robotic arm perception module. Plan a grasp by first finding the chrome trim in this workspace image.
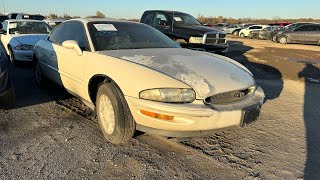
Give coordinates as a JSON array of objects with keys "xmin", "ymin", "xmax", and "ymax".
[{"xmin": 203, "ymin": 32, "xmax": 227, "ymax": 45}]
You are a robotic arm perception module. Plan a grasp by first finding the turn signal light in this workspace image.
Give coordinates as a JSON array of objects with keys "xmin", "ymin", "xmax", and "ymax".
[{"xmin": 140, "ymin": 110, "xmax": 174, "ymax": 121}]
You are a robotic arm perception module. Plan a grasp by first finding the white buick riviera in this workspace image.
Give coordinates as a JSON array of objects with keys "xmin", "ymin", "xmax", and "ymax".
[{"xmin": 34, "ymin": 18, "xmax": 265, "ymax": 144}]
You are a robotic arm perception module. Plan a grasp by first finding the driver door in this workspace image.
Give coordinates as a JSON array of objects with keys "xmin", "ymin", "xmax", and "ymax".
[{"xmin": 54, "ymin": 22, "xmax": 90, "ymax": 98}]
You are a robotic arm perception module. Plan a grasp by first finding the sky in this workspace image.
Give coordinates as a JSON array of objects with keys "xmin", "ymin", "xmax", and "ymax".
[{"xmin": 2, "ymin": 0, "xmax": 319, "ymax": 19}]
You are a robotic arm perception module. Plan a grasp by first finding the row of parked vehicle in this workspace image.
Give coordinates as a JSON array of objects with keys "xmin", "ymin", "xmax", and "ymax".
[
  {"xmin": 220, "ymin": 22, "xmax": 320, "ymax": 45},
  {"xmin": 0, "ymin": 10, "xmax": 265, "ymax": 144}
]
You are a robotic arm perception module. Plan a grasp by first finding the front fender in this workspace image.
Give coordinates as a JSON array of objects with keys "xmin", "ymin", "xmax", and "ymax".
[{"xmin": 83, "ymin": 53, "xmax": 190, "ymax": 103}]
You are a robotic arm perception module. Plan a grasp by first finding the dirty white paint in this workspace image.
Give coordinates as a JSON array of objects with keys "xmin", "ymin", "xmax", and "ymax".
[
  {"xmin": 122, "ymin": 55, "xmax": 154, "ymax": 66},
  {"xmin": 179, "ymin": 73, "xmax": 211, "ymax": 98}
]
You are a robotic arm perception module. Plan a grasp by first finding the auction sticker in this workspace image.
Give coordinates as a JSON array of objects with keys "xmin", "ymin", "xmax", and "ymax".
[
  {"xmin": 9, "ymin": 23, "xmax": 17, "ymax": 29},
  {"xmin": 173, "ymin": 17, "xmax": 182, "ymax": 22},
  {"xmin": 94, "ymin": 24, "xmax": 118, "ymax": 31}
]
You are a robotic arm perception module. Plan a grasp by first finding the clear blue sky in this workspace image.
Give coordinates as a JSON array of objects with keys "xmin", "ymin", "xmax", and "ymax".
[{"xmin": 2, "ymin": 0, "xmax": 319, "ymax": 19}]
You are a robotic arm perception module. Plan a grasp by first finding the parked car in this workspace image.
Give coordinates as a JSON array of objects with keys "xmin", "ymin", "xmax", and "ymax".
[
  {"xmin": 248, "ymin": 30, "xmax": 260, "ymax": 39},
  {"xmin": 0, "ymin": 15, "xmax": 8, "ymax": 23},
  {"xmin": 258, "ymin": 26, "xmax": 285, "ymax": 40},
  {"xmin": 33, "ymin": 18, "xmax": 265, "ymax": 144},
  {"xmin": 223, "ymin": 24, "xmax": 242, "ymax": 35},
  {"xmin": 0, "ymin": 19, "xmax": 52, "ymax": 64},
  {"xmin": 7, "ymin": 13, "xmax": 18, "ymax": 19},
  {"xmin": 43, "ymin": 19, "xmax": 65, "ymax": 28},
  {"xmin": 141, "ymin": 10, "xmax": 228, "ymax": 53},
  {"xmin": 269, "ymin": 22, "xmax": 291, "ymax": 27},
  {"xmin": 213, "ymin": 23, "xmax": 229, "ymax": 31},
  {"xmin": 275, "ymin": 23, "xmax": 320, "ymax": 45},
  {"xmin": 16, "ymin": 13, "xmax": 45, "ymax": 21},
  {"xmin": 0, "ymin": 42, "xmax": 15, "ymax": 109},
  {"xmin": 238, "ymin": 23, "xmax": 255, "ymax": 29},
  {"xmin": 239, "ymin": 25, "xmax": 270, "ymax": 38},
  {"xmin": 270, "ymin": 22, "xmax": 316, "ymax": 42}
]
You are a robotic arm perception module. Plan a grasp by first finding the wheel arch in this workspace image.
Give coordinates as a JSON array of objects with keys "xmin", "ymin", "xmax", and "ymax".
[{"xmin": 88, "ymin": 74, "xmax": 123, "ymax": 105}]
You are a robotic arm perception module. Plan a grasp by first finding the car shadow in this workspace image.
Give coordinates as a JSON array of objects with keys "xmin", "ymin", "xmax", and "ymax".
[
  {"xmin": 298, "ymin": 64, "xmax": 320, "ymax": 180},
  {"xmin": 12, "ymin": 62, "xmax": 71, "ymax": 109}
]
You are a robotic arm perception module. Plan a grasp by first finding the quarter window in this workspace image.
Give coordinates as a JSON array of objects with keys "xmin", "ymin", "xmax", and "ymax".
[
  {"xmin": 143, "ymin": 13, "xmax": 154, "ymax": 25},
  {"xmin": 48, "ymin": 22, "xmax": 90, "ymax": 51}
]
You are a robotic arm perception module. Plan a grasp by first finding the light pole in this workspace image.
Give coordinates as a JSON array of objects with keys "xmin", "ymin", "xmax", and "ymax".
[{"xmin": 1, "ymin": 0, "xmax": 5, "ymax": 15}]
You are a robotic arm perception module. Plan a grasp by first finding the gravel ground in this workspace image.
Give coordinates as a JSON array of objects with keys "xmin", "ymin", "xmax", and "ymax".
[{"xmin": 0, "ymin": 41, "xmax": 319, "ymax": 179}]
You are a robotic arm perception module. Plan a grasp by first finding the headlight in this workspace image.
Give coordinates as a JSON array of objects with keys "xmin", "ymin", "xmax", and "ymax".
[
  {"xmin": 139, "ymin": 88, "xmax": 196, "ymax": 103},
  {"xmin": 189, "ymin": 37, "xmax": 203, "ymax": 44},
  {"xmin": 14, "ymin": 44, "xmax": 34, "ymax": 50}
]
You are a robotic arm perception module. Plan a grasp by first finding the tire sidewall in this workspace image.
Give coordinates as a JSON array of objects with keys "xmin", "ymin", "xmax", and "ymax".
[
  {"xmin": 240, "ymin": 33, "xmax": 245, "ymax": 38},
  {"xmin": 96, "ymin": 83, "xmax": 134, "ymax": 144},
  {"xmin": 279, "ymin": 36, "xmax": 287, "ymax": 44}
]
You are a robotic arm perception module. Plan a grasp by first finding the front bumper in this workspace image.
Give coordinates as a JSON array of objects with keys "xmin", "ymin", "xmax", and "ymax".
[
  {"xmin": 126, "ymin": 86, "xmax": 264, "ymax": 137},
  {"xmin": 12, "ymin": 49, "xmax": 33, "ymax": 61},
  {"xmin": 184, "ymin": 43, "xmax": 229, "ymax": 53}
]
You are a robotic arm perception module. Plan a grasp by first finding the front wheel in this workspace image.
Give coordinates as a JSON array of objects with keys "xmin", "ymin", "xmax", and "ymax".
[
  {"xmin": 233, "ymin": 31, "xmax": 239, "ymax": 36},
  {"xmin": 96, "ymin": 82, "xmax": 135, "ymax": 144},
  {"xmin": 240, "ymin": 33, "xmax": 245, "ymax": 38},
  {"xmin": 279, "ymin": 36, "xmax": 288, "ymax": 44}
]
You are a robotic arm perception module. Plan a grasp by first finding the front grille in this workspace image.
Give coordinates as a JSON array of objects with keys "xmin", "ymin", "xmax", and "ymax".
[
  {"xmin": 204, "ymin": 33, "xmax": 226, "ymax": 45},
  {"xmin": 204, "ymin": 87, "xmax": 256, "ymax": 105}
]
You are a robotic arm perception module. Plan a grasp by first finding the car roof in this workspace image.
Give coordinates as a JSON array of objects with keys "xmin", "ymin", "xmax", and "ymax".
[
  {"xmin": 70, "ymin": 18, "xmax": 141, "ymax": 24},
  {"xmin": 144, "ymin": 10, "xmax": 188, "ymax": 14},
  {"xmin": 6, "ymin": 19, "xmax": 43, "ymax": 23}
]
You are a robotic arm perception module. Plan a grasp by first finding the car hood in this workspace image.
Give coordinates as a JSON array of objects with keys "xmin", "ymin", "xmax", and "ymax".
[
  {"xmin": 10, "ymin": 34, "xmax": 48, "ymax": 46},
  {"xmin": 100, "ymin": 48, "xmax": 255, "ymax": 99},
  {"xmin": 173, "ymin": 24, "xmax": 224, "ymax": 36}
]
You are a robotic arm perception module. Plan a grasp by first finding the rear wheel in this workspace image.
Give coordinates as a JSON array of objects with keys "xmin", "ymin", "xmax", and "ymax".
[
  {"xmin": 279, "ymin": 36, "xmax": 288, "ymax": 44},
  {"xmin": 96, "ymin": 82, "xmax": 135, "ymax": 144},
  {"xmin": 233, "ymin": 31, "xmax": 239, "ymax": 36},
  {"xmin": 8, "ymin": 47, "xmax": 16, "ymax": 65},
  {"xmin": 33, "ymin": 59, "xmax": 46, "ymax": 87}
]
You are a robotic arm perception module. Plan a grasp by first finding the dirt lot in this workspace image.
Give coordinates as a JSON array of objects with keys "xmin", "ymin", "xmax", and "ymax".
[{"xmin": 0, "ymin": 39, "xmax": 319, "ymax": 179}]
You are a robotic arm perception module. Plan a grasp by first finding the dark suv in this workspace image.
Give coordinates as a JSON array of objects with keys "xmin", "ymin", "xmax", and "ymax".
[
  {"xmin": 276, "ymin": 23, "xmax": 320, "ymax": 45},
  {"xmin": 141, "ymin": 10, "xmax": 228, "ymax": 53}
]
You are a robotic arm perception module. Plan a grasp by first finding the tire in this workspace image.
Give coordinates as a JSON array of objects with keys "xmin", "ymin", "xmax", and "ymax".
[
  {"xmin": 33, "ymin": 59, "xmax": 46, "ymax": 87},
  {"xmin": 272, "ymin": 35, "xmax": 277, "ymax": 42},
  {"xmin": 8, "ymin": 47, "xmax": 16, "ymax": 65},
  {"xmin": 96, "ymin": 82, "xmax": 135, "ymax": 144},
  {"xmin": 279, "ymin": 36, "xmax": 288, "ymax": 44},
  {"xmin": 240, "ymin": 33, "xmax": 245, "ymax": 38},
  {"xmin": 0, "ymin": 87, "xmax": 15, "ymax": 109},
  {"xmin": 233, "ymin": 31, "xmax": 239, "ymax": 36}
]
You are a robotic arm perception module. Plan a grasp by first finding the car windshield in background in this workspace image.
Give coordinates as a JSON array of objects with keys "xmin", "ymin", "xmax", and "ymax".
[
  {"xmin": 88, "ymin": 22, "xmax": 181, "ymax": 51},
  {"xmin": 170, "ymin": 13, "xmax": 201, "ymax": 26},
  {"xmin": 9, "ymin": 21, "xmax": 52, "ymax": 34}
]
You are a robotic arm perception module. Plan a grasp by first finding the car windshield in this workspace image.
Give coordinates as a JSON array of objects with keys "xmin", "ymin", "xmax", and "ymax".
[
  {"xmin": 88, "ymin": 22, "xmax": 181, "ymax": 51},
  {"xmin": 8, "ymin": 21, "xmax": 52, "ymax": 34},
  {"xmin": 169, "ymin": 13, "xmax": 201, "ymax": 26}
]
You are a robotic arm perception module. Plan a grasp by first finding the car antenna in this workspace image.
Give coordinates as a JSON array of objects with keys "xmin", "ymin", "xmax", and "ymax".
[{"xmin": 172, "ymin": 11, "xmax": 174, "ymax": 32}]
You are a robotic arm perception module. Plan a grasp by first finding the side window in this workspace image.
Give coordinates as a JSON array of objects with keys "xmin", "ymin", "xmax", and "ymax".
[
  {"xmin": 248, "ymin": 26, "xmax": 256, "ymax": 29},
  {"xmin": 142, "ymin": 13, "xmax": 154, "ymax": 25},
  {"xmin": 153, "ymin": 13, "xmax": 168, "ymax": 26},
  {"xmin": 48, "ymin": 24, "xmax": 65, "ymax": 44},
  {"xmin": 49, "ymin": 22, "xmax": 90, "ymax": 51},
  {"xmin": 295, "ymin": 26, "xmax": 308, "ymax": 32},
  {"xmin": 256, "ymin": 26, "xmax": 263, "ymax": 30},
  {"xmin": 313, "ymin": 25, "xmax": 320, "ymax": 31}
]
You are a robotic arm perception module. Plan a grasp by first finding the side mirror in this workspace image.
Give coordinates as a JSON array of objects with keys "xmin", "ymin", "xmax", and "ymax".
[{"xmin": 62, "ymin": 40, "xmax": 83, "ymax": 56}]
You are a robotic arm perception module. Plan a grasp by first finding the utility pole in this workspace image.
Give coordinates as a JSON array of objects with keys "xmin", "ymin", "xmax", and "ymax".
[{"xmin": 1, "ymin": 0, "xmax": 5, "ymax": 15}]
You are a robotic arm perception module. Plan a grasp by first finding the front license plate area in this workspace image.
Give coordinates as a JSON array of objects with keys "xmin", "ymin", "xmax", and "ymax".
[{"xmin": 243, "ymin": 106, "xmax": 261, "ymax": 126}]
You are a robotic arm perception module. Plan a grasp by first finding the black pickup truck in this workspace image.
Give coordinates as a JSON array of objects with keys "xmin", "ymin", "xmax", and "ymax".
[{"xmin": 141, "ymin": 10, "xmax": 228, "ymax": 53}]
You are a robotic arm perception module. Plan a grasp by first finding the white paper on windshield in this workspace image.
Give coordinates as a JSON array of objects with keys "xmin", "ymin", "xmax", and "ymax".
[
  {"xmin": 173, "ymin": 17, "xmax": 182, "ymax": 21},
  {"xmin": 9, "ymin": 23, "xmax": 17, "ymax": 29},
  {"xmin": 94, "ymin": 24, "xmax": 118, "ymax": 31},
  {"xmin": 24, "ymin": 15, "xmax": 29, "ymax": 18}
]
